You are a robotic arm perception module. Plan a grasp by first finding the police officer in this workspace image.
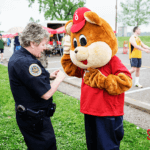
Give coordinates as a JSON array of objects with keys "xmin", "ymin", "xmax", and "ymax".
[{"xmin": 8, "ymin": 22, "xmax": 65, "ymax": 150}]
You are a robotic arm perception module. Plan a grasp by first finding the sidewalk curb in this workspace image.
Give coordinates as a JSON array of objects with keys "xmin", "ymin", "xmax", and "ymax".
[
  {"xmin": 62, "ymin": 79, "xmax": 150, "ymax": 114},
  {"xmin": 63, "ymin": 79, "xmax": 81, "ymax": 88},
  {"xmin": 125, "ymin": 97, "xmax": 150, "ymax": 114}
]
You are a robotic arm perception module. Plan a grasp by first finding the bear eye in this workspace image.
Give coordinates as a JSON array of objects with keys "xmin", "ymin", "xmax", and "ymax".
[
  {"xmin": 73, "ymin": 38, "xmax": 77, "ymax": 48},
  {"xmin": 79, "ymin": 35, "xmax": 87, "ymax": 46}
]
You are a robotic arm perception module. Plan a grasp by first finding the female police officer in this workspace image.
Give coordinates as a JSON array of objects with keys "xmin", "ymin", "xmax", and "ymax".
[{"xmin": 8, "ymin": 22, "xmax": 65, "ymax": 150}]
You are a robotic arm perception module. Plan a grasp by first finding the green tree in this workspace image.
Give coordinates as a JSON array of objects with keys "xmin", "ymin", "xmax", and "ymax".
[
  {"xmin": 28, "ymin": 0, "xmax": 86, "ymax": 20},
  {"xmin": 29, "ymin": 17, "xmax": 40, "ymax": 23},
  {"xmin": 118, "ymin": 0, "xmax": 150, "ymax": 26}
]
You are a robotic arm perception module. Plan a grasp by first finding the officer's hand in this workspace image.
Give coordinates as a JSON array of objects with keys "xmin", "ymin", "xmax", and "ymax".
[
  {"xmin": 50, "ymin": 70, "xmax": 60, "ymax": 78},
  {"xmin": 56, "ymin": 70, "xmax": 66, "ymax": 82},
  {"xmin": 63, "ymin": 35, "xmax": 71, "ymax": 55}
]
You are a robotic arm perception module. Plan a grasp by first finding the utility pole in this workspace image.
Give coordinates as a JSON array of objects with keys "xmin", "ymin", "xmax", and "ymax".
[{"xmin": 115, "ymin": 0, "xmax": 117, "ymax": 36}]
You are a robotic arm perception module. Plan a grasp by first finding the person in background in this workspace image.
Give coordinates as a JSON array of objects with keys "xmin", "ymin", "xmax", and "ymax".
[
  {"xmin": 7, "ymin": 38, "xmax": 11, "ymax": 46},
  {"xmin": 9, "ymin": 36, "xmax": 15, "ymax": 55},
  {"xmin": 14, "ymin": 33, "xmax": 21, "ymax": 51},
  {"xmin": 129, "ymin": 26, "xmax": 150, "ymax": 88},
  {"xmin": 60, "ymin": 37, "xmax": 64, "ymax": 56},
  {"xmin": 0, "ymin": 34, "xmax": 5, "ymax": 64},
  {"xmin": 53, "ymin": 38, "xmax": 57, "ymax": 48},
  {"xmin": 13, "ymin": 36, "xmax": 16, "ymax": 53},
  {"xmin": 53, "ymin": 38, "xmax": 57, "ymax": 55},
  {"xmin": 8, "ymin": 22, "xmax": 65, "ymax": 150}
]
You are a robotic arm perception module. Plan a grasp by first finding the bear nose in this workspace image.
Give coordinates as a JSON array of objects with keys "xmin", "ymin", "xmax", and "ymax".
[{"xmin": 75, "ymin": 50, "xmax": 78, "ymax": 54}]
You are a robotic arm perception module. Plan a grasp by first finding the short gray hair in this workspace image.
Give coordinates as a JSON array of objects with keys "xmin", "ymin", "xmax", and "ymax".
[{"xmin": 19, "ymin": 22, "xmax": 49, "ymax": 47}]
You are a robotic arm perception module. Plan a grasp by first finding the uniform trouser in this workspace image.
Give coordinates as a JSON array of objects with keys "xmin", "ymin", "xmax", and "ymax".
[
  {"xmin": 16, "ymin": 113, "xmax": 57, "ymax": 150},
  {"xmin": 84, "ymin": 114, "xmax": 124, "ymax": 150}
]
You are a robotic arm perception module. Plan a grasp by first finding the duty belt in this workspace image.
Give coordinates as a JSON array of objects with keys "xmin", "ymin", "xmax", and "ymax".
[{"xmin": 15, "ymin": 103, "xmax": 56, "ymax": 118}]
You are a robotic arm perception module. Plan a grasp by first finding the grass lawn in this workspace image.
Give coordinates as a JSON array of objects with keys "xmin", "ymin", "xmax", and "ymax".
[
  {"xmin": 117, "ymin": 36, "xmax": 150, "ymax": 47},
  {"xmin": 0, "ymin": 64, "xmax": 150, "ymax": 150}
]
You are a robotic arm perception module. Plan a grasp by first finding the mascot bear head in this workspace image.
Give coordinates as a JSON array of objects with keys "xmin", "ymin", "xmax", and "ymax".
[{"xmin": 65, "ymin": 7, "xmax": 118, "ymax": 69}]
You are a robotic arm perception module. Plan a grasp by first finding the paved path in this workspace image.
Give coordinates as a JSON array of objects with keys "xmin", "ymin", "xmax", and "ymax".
[{"xmin": 2, "ymin": 46, "xmax": 150, "ymax": 130}]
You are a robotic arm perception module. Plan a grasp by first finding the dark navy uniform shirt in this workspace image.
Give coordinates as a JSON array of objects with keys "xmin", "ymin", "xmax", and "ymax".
[{"xmin": 8, "ymin": 46, "xmax": 52, "ymax": 110}]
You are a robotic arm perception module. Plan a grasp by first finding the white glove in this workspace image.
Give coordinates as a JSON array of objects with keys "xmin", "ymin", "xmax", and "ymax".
[{"xmin": 63, "ymin": 35, "xmax": 71, "ymax": 54}]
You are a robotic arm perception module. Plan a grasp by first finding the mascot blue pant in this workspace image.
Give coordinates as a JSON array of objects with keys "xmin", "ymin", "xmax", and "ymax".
[{"xmin": 84, "ymin": 115, "xmax": 124, "ymax": 150}]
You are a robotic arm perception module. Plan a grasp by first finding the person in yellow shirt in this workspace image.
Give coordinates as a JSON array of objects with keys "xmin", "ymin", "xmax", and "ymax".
[{"xmin": 129, "ymin": 26, "xmax": 150, "ymax": 87}]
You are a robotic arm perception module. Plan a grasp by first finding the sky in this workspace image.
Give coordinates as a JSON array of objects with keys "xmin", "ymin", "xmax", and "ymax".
[{"xmin": 0, "ymin": 0, "xmax": 150, "ymax": 33}]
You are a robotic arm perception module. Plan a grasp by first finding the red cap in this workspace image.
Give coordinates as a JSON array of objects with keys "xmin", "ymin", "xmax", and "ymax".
[{"xmin": 71, "ymin": 7, "xmax": 91, "ymax": 33}]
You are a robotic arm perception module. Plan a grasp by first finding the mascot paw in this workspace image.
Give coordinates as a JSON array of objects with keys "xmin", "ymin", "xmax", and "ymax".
[
  {"xmin": 84, "ymin": 68, "xmax": 99, "ymax": 86},
  {"xmin": 84, "ymin": 68, "xmax": 106, "ymax": 88}
]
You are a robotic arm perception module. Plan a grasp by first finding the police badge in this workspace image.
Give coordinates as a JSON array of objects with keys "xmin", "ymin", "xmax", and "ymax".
[{"xmin": 29, "ymin": 64, "xmax": 42, "ymax": 77}]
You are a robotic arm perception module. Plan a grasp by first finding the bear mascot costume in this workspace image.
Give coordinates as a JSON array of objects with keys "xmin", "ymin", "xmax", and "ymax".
[{"xmin": 61, "ymin": 7, "xmax": 132, "ymax": 150}]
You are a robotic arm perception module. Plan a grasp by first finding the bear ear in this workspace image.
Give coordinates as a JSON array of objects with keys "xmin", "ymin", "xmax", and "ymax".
[
  {"xmin": 84, "ymin": 11, "xmax": 116, "ymax": 41},
  {"xmin": 65, "ymin": 20, "xmax": 73, "ymax": 35},
  {"xmin": 84, "ymin": 11, "xmax": 102, "ymax": 26}
]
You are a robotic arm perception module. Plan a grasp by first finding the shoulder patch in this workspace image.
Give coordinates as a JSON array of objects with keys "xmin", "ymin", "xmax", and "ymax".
[{"xmin": 29, "ymin": 64, "xmax": 42, "ymax": 77}]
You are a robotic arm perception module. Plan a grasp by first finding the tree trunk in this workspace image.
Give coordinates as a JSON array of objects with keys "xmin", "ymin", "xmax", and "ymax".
[
  {"xmin": 64, "ymin": 4, "xmax": 77, "ymax": 20},
  {"xmin": 53, "ymin": 0, "xmax": 56, "ymax": 6},
  {"xmin": 137, "ymin": 0, "xmax": 141, "ymax": 26}
]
